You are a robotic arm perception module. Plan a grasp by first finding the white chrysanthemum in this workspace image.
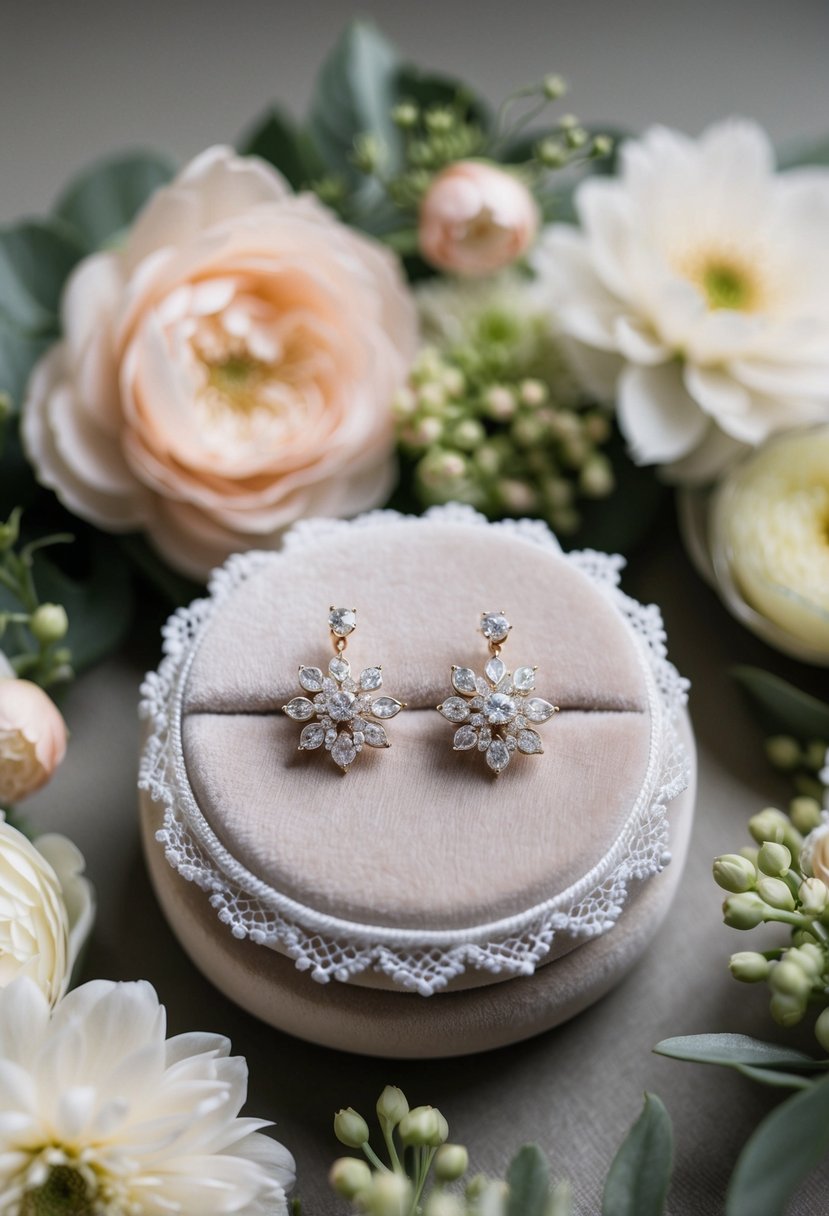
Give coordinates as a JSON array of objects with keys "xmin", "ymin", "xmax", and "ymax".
[
  {"xmin": 0, "ymin": 978, "xmax": 295, "ymax": 1215},
  {"xmin": 537, "ymin": 119, "xmax": 829, "ymax": 481}
]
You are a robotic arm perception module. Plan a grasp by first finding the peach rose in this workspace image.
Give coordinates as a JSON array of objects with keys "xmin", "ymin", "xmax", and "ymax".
[
  {"xmin": 23, "ymin": 147, "xmax": 418, "ymax": 578},
  {"xmin": 0, "ymin": 677, "xmax": 67, "ymax": 803},
  {"xmin": 802, "ymin": 823, "xmax": 829, "ymax": 886},
  {"xmin": 418, "ymin": 161, "xmax": 540, "ymax": 277}
]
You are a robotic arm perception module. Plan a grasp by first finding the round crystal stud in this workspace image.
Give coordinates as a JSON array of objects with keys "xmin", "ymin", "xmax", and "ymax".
[
  {"xmin": 328, "ymin": 690, "xmax": 357, "ymax": 722},
  {"xmin": 329, "ymin": 607, "xmax": 357, "ymax": 637},
  {"xmin": 481, "ymin": 612, "xmax": 511, "ymax": 643},
  {"xmin": 483, "ymin": 691, "xmax": 517, "ymax": 725}
]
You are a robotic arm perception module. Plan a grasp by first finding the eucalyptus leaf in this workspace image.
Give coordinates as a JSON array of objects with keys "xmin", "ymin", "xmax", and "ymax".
[
  {"xmin": 0, "ymin": 219, "xmax": 85, "ymax": 335},
  {"xmin": 0, "ymin": 319, "xmax": 53, "ymax": 412},
  {"xmin": 777, "ymin": 135, "xmax": 829, "ymax": 169},
  {"xmin": 506, "ymin": 1144, "xmax": 550, "ymax": 1216},
  {"xmin": 735, "ymin": 1065, "xmax": 814, "ymax": 1090},
  {"xmin": 726, "ymin": 1073, "xmax": 829, "ymax": 1216},
  {"xmin": 601, "ymin": 1094, "xmax": 673, "ymax": 1216},
  {"xmin": 654, "ymin": 1034, "xmax": 823, "ymax": 1072},
  {"xmin": 239, "ymin": 106, "xmax": 324, "ymax": 189},
  {"xmin": 731, "ymin": 666, "xmax": 829, "ymax": 742},
  {"xmin": 54, "ymin": 150, "xmax": 175, "ymax": 251}
]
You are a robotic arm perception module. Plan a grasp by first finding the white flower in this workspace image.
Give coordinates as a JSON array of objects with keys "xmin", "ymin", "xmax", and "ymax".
[
  {"xmin": 537, "ymin": 119, "xmax": 829, "ymax": 481},
  {"xmin": 0, "ymin": 977, "xmax": 295, "ymax": 1215},
  {"xmin": 0, "ymin": 819, "xmax": 93, "ymax": 1004}
]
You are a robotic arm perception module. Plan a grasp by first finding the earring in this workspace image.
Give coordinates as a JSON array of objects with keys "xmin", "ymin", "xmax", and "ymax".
[
  {"xmin": 282, "ymin": 607, "xmax": 405, "ymax": 773},
  {"xmin": 437, "ymin": 611, "xmax": 558, "ymax": 775}
]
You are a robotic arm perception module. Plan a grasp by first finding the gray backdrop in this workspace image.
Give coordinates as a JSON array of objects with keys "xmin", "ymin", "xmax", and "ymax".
[{"xmin": 5, "ymin": 2, "xmax": 829, "ymax": 1212}]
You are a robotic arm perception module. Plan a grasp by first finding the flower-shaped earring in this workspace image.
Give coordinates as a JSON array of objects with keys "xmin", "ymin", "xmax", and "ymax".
[
  {"xmin": 282, "ymin": 608, "xmax": 405, "ymax": 773},
  {"xmin": 437, "ymin": 611, "xmax": 559, "ymax": 775}
]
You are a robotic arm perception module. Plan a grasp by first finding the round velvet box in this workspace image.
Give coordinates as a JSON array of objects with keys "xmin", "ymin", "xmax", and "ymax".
[{"xmin": 139, "ymin": 506, "xmax": 695, "ymax": 1057}]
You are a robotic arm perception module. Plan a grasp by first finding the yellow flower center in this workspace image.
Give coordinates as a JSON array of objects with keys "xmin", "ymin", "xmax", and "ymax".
[
  {"xmin": 205, "ymin": 352, "xmax": 275, "ymax": 418},
  {"xmin": 677, "ymin": 250, "xmax": 763, "ymax": 312},
  {"xmin": 20, "ymin": 1166, "xmax": 95, "ymax": 1216}
]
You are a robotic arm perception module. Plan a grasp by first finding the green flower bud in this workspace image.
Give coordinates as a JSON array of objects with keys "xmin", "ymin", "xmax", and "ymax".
[
  {"xmin": 799, "ymin": 877, "xmax": 829, "ymax": 915},
  {"xmin": 418, "ymin": 382, "xmax": 447, "ymax": 413},
  {"xmin": 770, "ymin": 958, "xmax": 813, "ymax": 999},
  {"xmin": 364, "ymin": 1172, "xmax": 412, "ymax": 1216},
  {"xmin": 537, "ymin": 139, "xmax": 567, "ymax": 168},
  {"xmin": 765, "ymin": 735, "xmax": 802, "ymax": 771},
  {"xmin": 722, "ymin": 892, "xmax": 768, "ymax": 929},
  {"xmin": 757, "ymin": 841, "xmax": 791, "ymax": 878},
  {"xmin": 749, "ymin": 808, "xmax": 803, "ymax": 854},
  {"xmin": 434, "ymin": 1109, "xmax": 449, "ymax": 1144},
  {"xmin": 549, "ymin": 505, "xmax": 580, "ymax": 535},
  {"xmin": 0, "ymin": 509, "xmax": 21, "ymax": 553},
  {"xmin": 484, "ymin": 385, "xmax": 517, "ymax": 421},
  {"xmin": 511, "ymin": 413, "xmax": 547, "ymax": 448},
  {"xmin": 729, "ymin": 951, "xmax": 771, "ymax": 982},
  {"xmin": 793, "ymin": 773, "xmax": 825, "ymax": 801},
  {"xmin": 474, "ymin": 442, "xmax": 502, "ymax": 477},
  {"xmin": 392, "ymin": 102, "xmax": 419, "ymax": 129},
  {"xmin": 465, "ymin": 1174, "xmax": 489, "ymax": 1200},
  {"xmin": 583, "ymin": 411, "xmax": 611, "ymax": 443},
  {"xmin": 334, "ymin": 1107, "xmax": 370, "ymax": 1148},
  {"xmin": 351, "ymin": 133, "xmax": 384, "ymax": 173},
  {"xmin": 424, "ymin": 1195, "xmax": 465, "ymax": 1216},
  {"xmin": 805, "ymin": 741, "xmax": 828, "ymax": 772},
  {"xmin": 392, "ymin": 386, "xmax": 418, "ymax": 420},
  {"xmin": 592, "ymin": 134, "xmax": 613, "ymax": 157},
  {"xmin": 399, "ymin": 1105, "xmax": 443, "ymax": 1147},
  {"xmin": 815, "ymin": 1006, "xmax": 829, "ymax": 1053},
  {"xmin": 579, "ymin": 454, "xmax": 615, "ymax": 499},
  {"xmin": 434, "ymin": 1143, "xmax": 469, "ymax": 1182},
  {"xmin": 441, "ymin": 367, "xmax": 466, "ymax": 398},
  {"xmin": 789, "ymin": 943, "xmax": 825, "ymax": 978},
  {"xmin": 558, "ymin": 113, "xmax": 578, "ymax": 130},
  {"xmin": 519, "ymin": 379, "xmax": 548, "ymax": 407},
  {"xmin": 424, "ymin": 107, "xmax": 454, "ymax": 134},
  {"xmin": 376, "ymin": 1085, "xmax": 409, "ymax": 1127},
  {"xmin": 452, "ymin": 419, "xmax": 486, "ymax": 451},
  {"xmin": 29, "ymin": 603, "xmax": 69, "ymax": 645},
  {"xmin": 329, "ymin": 1156, "xmax": 373, "ymax": 1199},
  {"xmin": 565, "ymin": 125, "xmax": 589, "ymax": 149},
  {"xmin": 770, "ymin": 990, "xmax": 806, "ymax": 1027},
  {"xmin": 755, "ymin": 876, "xmax": 796, "ymax": 912},
  {"xmin": 418, "ymin": 449, "xmax": 467, "ymax": 490},
  {"xmin": 498, "ymin": 479, "xmax": 537, "ymax": 514},
  {"xmin": 544, "ymin": 477, "xmax": 574, "ymax": 510},
  {"xmin": 401, "ymin": 417, "xmax": 443, "ymax": 448},
  {"xmin": 792, "ymin": 929, "xmax": 819, "ymax": 948},
  {"xmin": 790, "ymin": 796, "xmax": 823, "ymax": 834},
  {"xmin": 713, "ymin": 853, "xmax": 757, "ymax": 894},
  {"xmin": 543, "ymin": 73, "xmax": 567, "ymax": 99}
]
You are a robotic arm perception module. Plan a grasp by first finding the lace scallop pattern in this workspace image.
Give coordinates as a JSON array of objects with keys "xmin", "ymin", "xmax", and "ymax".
[{"xmin": 139, "ymin": 504, "xmax": 690, "ymax": 996}]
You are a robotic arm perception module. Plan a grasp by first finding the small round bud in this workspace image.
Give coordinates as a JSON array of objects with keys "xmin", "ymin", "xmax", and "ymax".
[
  {"xmin": 729, "ymin": 951, "xmax": 770, "ymax": 983},
  {"xmin": 561, "ymin": 435, "xmax": 590, "ymax": 468},
  {"xmin": 579, "ymin": 454, "xmax": 615, "ymax": 498},
  {"xmin": 29, "ymin": 603, "xmax": 69, "ymax": 645},
  {"xmin": 592, "ymin": 134, "xmax": 613, "ymax": 157},
  {"xmin": 511, "ymin": 413, "xmax": 546, "ymax": 448},
  {"xmin": 333, "ymin": 1107, "xmax": 370, "ymax": 1148},
  {"xmin": 498, "ymin": 479, "xmax": 537, "ymax": 514},
  {"xmin": 418, "ymin": 382, "xmax": 447, "ymax": 413},
  {"xmin": 583, "ymin": 411, "xmax": 611, "ymax": 443},
  {"xmin": 399, "ymin": 1105, "xmax": 442, "ymax": 1147},
  {"xmin": 452, "ymin": 419, "xmax": 486, "ymax": 451},
  {"xmin": 549, "ymin": 505, "xmax": 580, "ymax": 535},
  {"xmin": 474, "ymin": 442, "xmax": 502, "ymax": 476},
  {"xmin": 441, "ymin": 366, "xmax": 466, "ymax": 398},
  {"xmin": 789, "ymin": 796, "xmax": 823, "ymax": 834},
  {"xmin": 465, "ymin": 1175, "xmax": 489, "ymax": 1201},
  {"xmin": 536, "ymin": 139, "xmax": 567, "ymax": 168},
  {"xmin": 434, "ymin": 1109, "xmax": 449, "ymax": 1145},
  {"xmin": 544, "ymin": 477, "xmax": 574, "ymax": 510},
  {"xmin": 558, "ymin": 113, "xmax": 578, "ymax": 130},
  {"xmin": 806, "ymin": 741, "xmax": 828, "ymax": 772},
  {"xmin": 392, "ymin": 102, "xmax": 419, "ymax": 129},
  {"xmin": 815, "ymin": 1006, "xmax": 829, "ymax": 1052},
  {"xmin": 351, "ymin": 133, "xmax": 384, "ymax": 174},
  {"xmin": 0, "ymin": 510, "xmax": 21, "ymax": 552},
  {"xmin": 484, "ymin": 386, "xmax": 517, "ymax": 421},
  {"xmin": 376, "ymin": 1085, "xmax": 409, "ymax": 1127},
  {"xmin": 799, "ymin": 877, "xmax": 829, "ymax": 915},
  {"xmin": 329, "ymin": 1157, "xmax": 373, "ymax": 1199},
  {"xmin": 543, "ymin": 73, "xmax": 567, "ymax": 99},
  {"xmin": 392, "ymin": 386, "xmax": 418, "ymax": 419},
  {"xmin": 765, "ymin": 735, "xmax": 802, "ymax": 771},
  {"xmin": 434, "ymin": 1143, "xmax": 469, "ymax": 1183},
  {"xmin": 749, "ymin": 808, "xmax": 802, "ymax": 854},
  {"xmin": 722, "ymin": 892, "xmax": 767, "ymax": 929},
  {"xmin": 770, "ymin": 959, "xmax": 813, "ymax": 999},
  {"xmin": 424, "ymin": 1195, "xmax": 465, "ymax": 1216},
  {"xmin": 519, "ymin": 379, "xmax": 548, "ymax": 407},
  {"xmin": 424, "ymin": 107, "xmax": 454, "ymax": 134},
  {"xmin": 789, "ymin": 943, "xmax": 825, "ymax": 978},
  {"xmin": 402, "ymin": 417, "xmax": 443, "ymax": 448},
  {"xmin": 755, "ymin": 876, "xmax": 796, "ymax": 912},
  {"xmin": 565, "ymin": 125, "xmax": 589, "ymax": 149},
  {"xmin": 418, "ymin": 449, "xmax": 467, "ymax": 490},
  {"xmin": 365, "ymin": 1172, "xmax": 412, "ymax": 1216},
  {"xmin": 757, "ymin": 842, "xmax": 791, "ymax": 879},
  {"xmin": 770, "ymin": 991, "xmax": 806, "ymax": 1027},
  {"xmin": 713, "ymin": 854, "xmax": 756, "ymax": 894}
]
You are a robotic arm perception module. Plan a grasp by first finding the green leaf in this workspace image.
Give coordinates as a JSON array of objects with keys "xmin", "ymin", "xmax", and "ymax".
[
  {"xmin": 655, "ymin": 1034, "xmax": 824, "ymax": 1072},
  {"xmin": 0, "ymin": 218, "xmax": 85, "ymax": 335},
  {"xmin": 0, "ymin": 319, "xmax": 53, "ymax": 413},
  {"xmin": 726, "ymin": 1073, "xmax": 829, "ymax": 1216},
  {"xmin": 308, "ymin": 20, "xmax": 402, "ymax": 187},
  {"xmin": 54, "ymin": 150, "xmax": 175, "ymax": 251},
  {"xmin": 602, "ymin": 1094, "xmax": 673, "ymax": 1216},
  {"xmin": 0, "ymin": 430, "xmax": 40, "ymax": 515},
  {"xmin": 506, "ymin": 1145, "xmax": 550, "ymax": 1216},
  {"xmin": 732, "ymin": 666, "xmax": 829, "ymax": 742},
  {"xmin": 238, "ymin": 106, "xmax": 324, "ymax": 189},
  {"xmin": 118, "ymin": 533, "xmax": 203, "ymax": 606},
  {"xmin": 735, "ymin": 1065, "xmax": 814, "ymax": 1090},
  {"xmin": 777, "ymin": 135, "xmax": 829, "ymax": 170},
  {"xmin": 567, "ymin": 422, "xmax": 665, "ymax": 555}
]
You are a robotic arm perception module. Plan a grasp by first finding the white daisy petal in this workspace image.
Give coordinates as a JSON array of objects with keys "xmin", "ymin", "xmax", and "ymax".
[{"xmin": 618, "ymin": 363, "xmax": 708, "ymax": 463}]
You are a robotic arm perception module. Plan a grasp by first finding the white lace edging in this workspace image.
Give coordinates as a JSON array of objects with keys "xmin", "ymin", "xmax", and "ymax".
[{"xmin": 139, "ymin": 504, "xmax": 690, "ymax": 996}]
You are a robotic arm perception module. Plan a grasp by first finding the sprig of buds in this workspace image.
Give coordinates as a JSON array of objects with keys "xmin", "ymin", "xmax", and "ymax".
[{"xmin": 0, "ymin": 509, "xmax": 73, "ymax": 687}]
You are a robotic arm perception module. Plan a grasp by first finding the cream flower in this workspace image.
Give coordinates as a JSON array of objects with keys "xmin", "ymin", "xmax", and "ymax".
[
  {"xmin": 23, "ymin": 146, "xmax": 417, "ymax": 579},
  {"xmin": 537, "ymin": 120, "xmax": 829, "ymax": 481},
  {"xmin": 801, "ymin": 821, "xmax": 829, "ymax": 886},
  {"xmin": 0, "ymin": 677, "xmax": 67, "ymax": 803},
  {"xmin": 0, "ymin": 977, "xmax": 295, "ymax": 1214},
  {"xmin": 0, "ymin": 820, "xmax": 93, "ymax": 1004}
]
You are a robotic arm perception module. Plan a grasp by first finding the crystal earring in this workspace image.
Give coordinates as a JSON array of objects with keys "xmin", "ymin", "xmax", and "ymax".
[
  {"xmin": 437, "ymin": 611, "xmax": 558, "ymax": 775},
  {"xmin": 282, "ymin": 607, "xmax": 405, "ymax": 773}
]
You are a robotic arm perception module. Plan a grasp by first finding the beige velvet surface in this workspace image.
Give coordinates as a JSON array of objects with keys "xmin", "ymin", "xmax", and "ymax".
[
  {"xmin": 140, "ymin": 710, "xmax": 694, "ymax": 1056},
  {"xmin": 180, "ymin": 520, "xmax": 661, "ymax": 932}
]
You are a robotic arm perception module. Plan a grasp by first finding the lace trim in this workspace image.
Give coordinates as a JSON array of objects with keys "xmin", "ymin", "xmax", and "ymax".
[{"xmin": 139, "ymin": 504, "xmax": 690, "ymax": 996}]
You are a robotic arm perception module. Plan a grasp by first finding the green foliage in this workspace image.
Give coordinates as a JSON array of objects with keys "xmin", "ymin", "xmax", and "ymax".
[
  {"xmin": 54, "ymin": 150, "xmax": 175, "ymax": 251},
  {"xmin": 732, "ymin": 666, "xmax": 829, "ymax": 742},
  {"xmin": 239, "ymin": 106, "xmax": 324, "ymax": 189},
  {"xmin": 602, "ymin": 1094, "xmax": 673, "ymax": 1216},
  {"xmin": 655, "ymin": 1034, "xmax": 824, "ymax": 1083},
  {"xmin": 506, "ymin": 1144, "xmax": 550, "ymax": 1216}
]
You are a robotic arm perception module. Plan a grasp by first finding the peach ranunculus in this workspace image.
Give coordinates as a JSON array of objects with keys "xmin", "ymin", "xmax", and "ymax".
[
  {"xmin": 0, "ymin": 677, "xmax": 67, "ymax": 803},
  {"xmin": 418, "ymin": 161, "xmax": 540, "ymax": 277},
  {"xmin": 23, "ymin": 147, "xmax": 418, "ymax": 579}
]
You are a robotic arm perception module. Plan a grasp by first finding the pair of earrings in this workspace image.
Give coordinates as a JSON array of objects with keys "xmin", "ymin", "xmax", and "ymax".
[{"xmin": 283, "ymin": 607, "xmax": 559, "ymax": 776}]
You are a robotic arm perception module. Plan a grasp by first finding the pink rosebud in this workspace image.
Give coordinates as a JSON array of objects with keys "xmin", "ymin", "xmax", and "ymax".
[
  {"xmin": 0, "ymin": 678, "xmax": 67, "ymax": 802},
  {"xmin": 419, "ymin": 161, "xmax": 540, "ymax": 277}
]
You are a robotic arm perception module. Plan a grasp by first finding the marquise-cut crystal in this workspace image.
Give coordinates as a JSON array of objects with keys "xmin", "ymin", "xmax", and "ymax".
[
  {"xmin": 453, "ymin": 725, "xmax": 477, "ymax": 750},
  {"xmin": 517, "ymin": 728, "xmax": 543, "ymax": 754},
  {"xmin": 372, "ymin": 697, "xmax": 403, "ymax": 719},
  {"xmin": 299, "ymin": 723, "xmax": 325, "ymax": 750},
  {"xmin": 525, "ymin": 697, "xmax": 556, "ymax": 723},
  {"xmin": 360, "ymin": 667, "xmax": 383, "ymax": 691},
  {"xmin": 331, "ymin": 733, "xmax": 357, "ymax": 769},
  {"xmin": 480, "ymin": 611, "xmax": 510, "ymax": 642},
  {"xmin": 438, "ymin": 696, "xmax": 470, "ymax": 723},
  {"xmin": 513, "ymin": 666, "xmax": 536, "ymax": 692},
  {"xmin": 298, "ymin": 666, "xmax": 324, "ymax": 692},
  {"xmin": 329, "ymin": 657, "xmax": 350, "ymax": 681},
  {"xmin": 483, "ymin": 692, "xmax": 517, "ymax": 724},
  {"xmin": 328, "ymin": 690, "xmax": 356, "ymax": 721},
  {"xmin": 486, "ymin": 738, "xmax": 511, "ymax": 773},
  {"xmin": 283, "ymin": 696, "xmax": 314, "ymax": 721},
  {"xmin": 329, "ymin": 607, "xmax": 356, "ymax": 636},
  {"xmin": 451, "ymin": 666, "xmax": 478, "ymax": 695},
  {"xmin": 363, "ymin": 721, "xmax": 389, "ymax": 748},
  {"xmin": 485, "ymin": 656, "xmax": 506, "ymax": 685}
]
